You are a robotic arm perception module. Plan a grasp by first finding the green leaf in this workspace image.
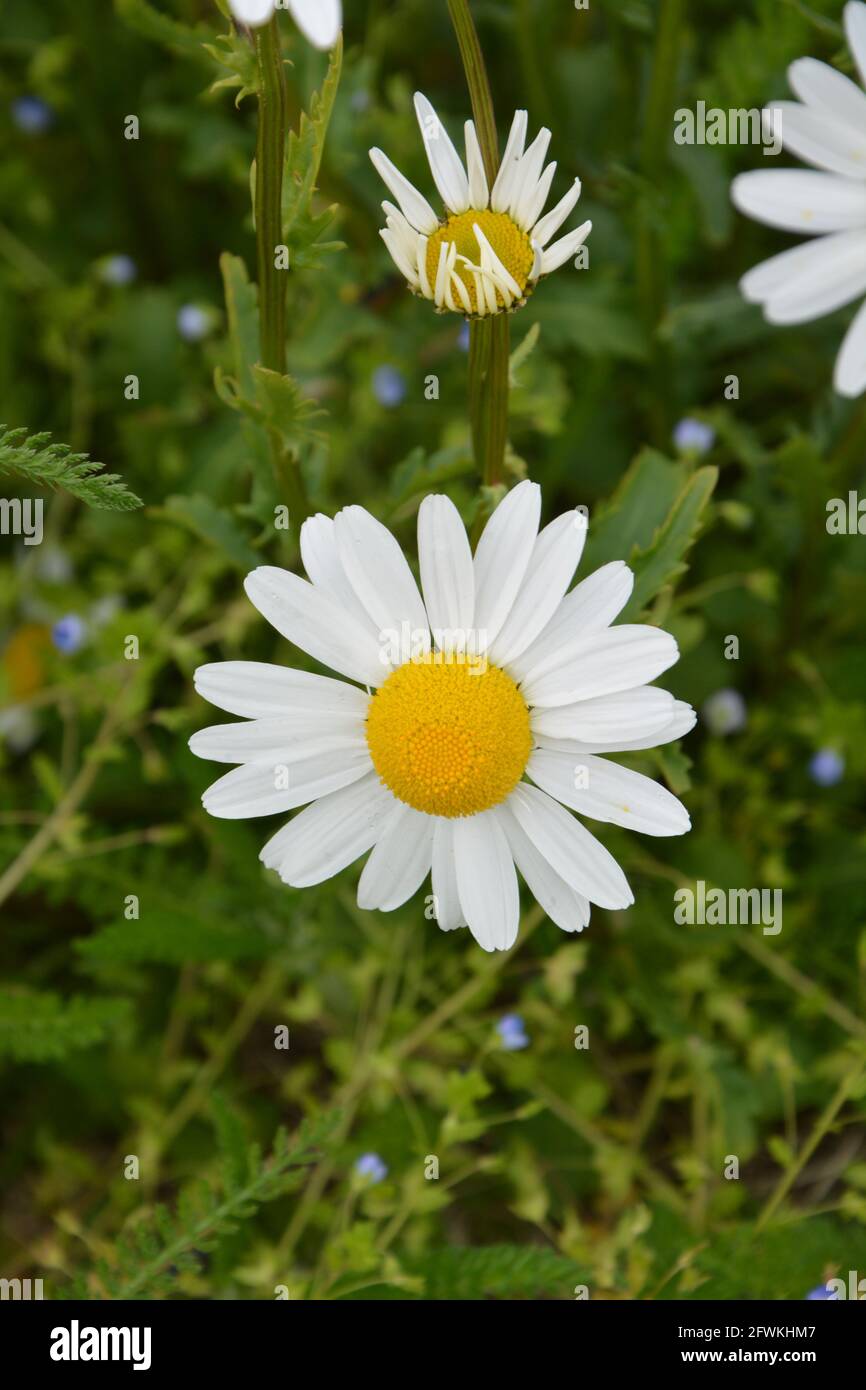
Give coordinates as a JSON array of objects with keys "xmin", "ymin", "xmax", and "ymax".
[
  {"xmin": 0, "ymin": 990, "xmax": 130, "ymax": 1062},
  {"xmin": 0, "ymin": 424, "xmax": 142, "ymax": 511},
  {"xmin": 582, "ymin": 449, "xmax": 716, "ymax": 617},
  {"xmin": 160, "ymin": 494, "xmax": 260, "ymax": 571},
  {"xmin": 114, "ymin": 0, "xmax": 212, "ymax": 65},
  {"xmin": 76, "ymin": 911, "xmax": 271, "ymax": 966},
  {"xmin": 405, "ymin": 1245, "xmax": 591, "ymax": 1300},
  {"xmin": 623, "ymin": 465, "xmax": 717, "ymax": 618},
  {"xmin": 281, "ymin": 37, "xmax": 342, "ymax": 262},
  {"xmin": 219, "ymin": 252, "xmax": 260, "ymax": 400}
]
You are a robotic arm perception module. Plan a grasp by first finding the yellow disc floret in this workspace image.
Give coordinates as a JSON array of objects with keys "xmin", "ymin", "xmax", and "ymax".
[
  {"xmin": 366, "ymin": 652, "xmax": 532, "ymax": 818},
  {"xmin": 426, "ymin": 209, "xmax": 534, "ymax": 314}
]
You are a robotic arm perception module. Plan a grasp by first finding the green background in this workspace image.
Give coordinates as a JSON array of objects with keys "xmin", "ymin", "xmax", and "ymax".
[{"xmin": 0, "ymin": 0, "xmax": 865, "ymax": 1300}]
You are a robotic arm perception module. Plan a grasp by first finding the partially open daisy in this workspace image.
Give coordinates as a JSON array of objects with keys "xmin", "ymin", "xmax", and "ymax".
[
  {"xmin": 190, "ymin": 484, "xmax": 694, "ymax": 951},
  {"xmin": 732, "ymin": 1, "xmax": 866, "ymax": 396},
  {"xmin": 370, "ymin": 95, "xmax": 591, "ymax": 315}
]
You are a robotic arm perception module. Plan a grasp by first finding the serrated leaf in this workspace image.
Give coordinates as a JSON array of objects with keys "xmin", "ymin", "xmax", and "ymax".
[
  {"xmin": 623, "ymin": 465, "xmax": 717, "ymax": 618},
  {"xmin": 0, "ymin": 424, "xmax": 142, "ymax": 510},
  {"xmin": 0, "ymin": 990, "xmax": 130, "ymax": 1062}
]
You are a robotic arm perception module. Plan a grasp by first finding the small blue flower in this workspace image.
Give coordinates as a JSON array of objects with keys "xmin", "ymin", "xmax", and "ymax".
[
  {"xmin": 101, "ymin": 254, "xmax": 137, "ymax": 287},
  {"xmin": 177, "ymin": 304, "xmax": 212, "ymax": 342},
  {"xmin": 809, "ymin": 748, "xmax": 844, "ymax": 787},
  {"xmin": 457, "ymin": 321, "xmax": 470, "ymax": 352},
  {"xmin": 52, "ymin": 615, "xmax": 86, "ymax": 654},
  {"xmin": 354, "ymin": 1152, "xmax": 388, "ymax": 1184},
  {"xmin": 673, "ymin": 417, "xmax": 715, "ymax": 455},
  {"xmin": 11, "ymin": 96, "xmax": 54, "ymax": 135},
  {"xmin": 805, "ymin": 1283, "xmax": 838, "ymax": 1300},
  {"xmin": 702, "ymin": 688, "xmax": 747, "ymax": 737},
  {"xmin": 372, "ymin": 365, "xmax": 406, "ymax": 408},
  {"xmin": 497, "ymin": 1013, "xmax": 530, "ymax": 1051}
]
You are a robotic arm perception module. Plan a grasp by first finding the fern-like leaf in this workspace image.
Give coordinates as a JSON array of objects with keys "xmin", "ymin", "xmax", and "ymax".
[{"xmin": 0, "ymin": 424, "xmax": 142, "ymax": 511}]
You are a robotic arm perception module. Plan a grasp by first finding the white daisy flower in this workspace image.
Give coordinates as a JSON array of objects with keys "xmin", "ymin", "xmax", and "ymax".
[
  {"xmin": 228, "ymin": 0, "xmax": 341, "ymax": 50},
  {"xmin": 732, "ymin": 1, "xmax": 866, "ymax": 397},
  {"xmin": 369, "ymin": 94, "xmax": 592, "ymax": 316},
  {"xmin": 190, "ymin": 484, "xmax": 694, "ymax": 952}
]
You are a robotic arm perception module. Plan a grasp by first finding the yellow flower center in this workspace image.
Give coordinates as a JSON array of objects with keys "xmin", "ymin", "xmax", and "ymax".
[
  {"xmin": 426, "ymin": 209, "xmax": 534, "ymax": 314},
  {"xmin": 365, "ymin": 652, "xmax": 533, "ymax": 817}
]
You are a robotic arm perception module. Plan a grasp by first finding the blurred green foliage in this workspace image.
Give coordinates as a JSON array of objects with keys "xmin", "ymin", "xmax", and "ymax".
[{"xmin": 0, "ymin": 0, "xmax": 865, "ymax": 1301}]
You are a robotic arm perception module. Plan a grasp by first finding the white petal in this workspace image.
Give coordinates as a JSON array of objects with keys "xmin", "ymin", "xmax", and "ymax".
[
  {"xmin": 300, "ymin": 513, "xmax": 379, "ymax": 631},
  {"xmin": 522, "ymin": 161, "xmax": 557, "ymax": 236},
  {"xmin": 369, "ymin": 148, "xmax": 438, "ymax": 235},
  {"xmin": 531, "ymin": 685, "xmax": 676, "ymax": 744},
  {"xmin": 740, "ymin": 233, "xmax": 866, "ymax": 310},
  {"xmin": 189, "ymin": 711, "xmax": 365, "ymax": 765},
  {"xmin": 382, "ymin": 201, "xmax": 419, "ymax": 262},
  {"xmin": 201, "ymin": 746, "xmax": 371, "ymax": 819},
  {"xmin": 193, "ymin": 661, "xmax": 369, "ymax": 720},
  {"xmin": 527, "ymin": 749, "xmax": 691, "ymax": 837},
  {"xmin": 357, "ymin": 802, "xmax": 434, "ymax": 910},
  {"xmin": 540, "ymin": 220, "xmax": 592, "ymax": 275},
  {"xmin": 489, "ymin": 510, "xmax": 586, "ymax": 667},
  {"xmin": 762, "ymin": 230, "xmax": 866, "ymax": 323},
  {"xmin": 288, "ymin": 0, "xmax": 341, "ymax": 48},
  {"xmin": 508, "ymin": 782, "xmax": 633, "ymax": 910},
  {"xmin": 473, "ymin": 480, "xmax": 541, "ymax": 647},
  {"xmin": 509, "ymin": 128, "xmax": 551, "ymax": 229},
  {"xmin": 531, "ymin": 177, "xmax": 582, "ymax": 246},
  {"xmin": 244, "ymin": 567, "xmax": 385, "ymax": 687},
  {"xmin": 509, "ymin": 560, "xmax": 633, "ymax": 685},
  {"xmin": 431, "ymin": 819, "xmax": 466, "ymax": 930},
  {"xmin": 845, "ymin": 1, "xmax": 866, "ymax": 89},
  {"xmin": 538, "ymin": 699, "xmax": 696, "ymax": 755},
  {"xmin": 767, "ymin": 100, "xmax": 866, "ymax": 179},
  {"xmin": 334, "ymin": 505, "xmax": 429, "ymax": 656},
  {"xmin": 417, "ymin": 494, "xmax": 474, "ymax": 648},
  {"xmin": 834, "ymin": 293, "xmax": 866, "ymax": 395},
  {"xmin": 228, "ymin": 0, "xmax": 274, "ymax": 26},
  {"xmin": 261, "ymin": 773, "xmax": 395, "ymax": 886},
  {"xmin": 381, "ymin": 226, "xmax": 420, "ymax": 286},
  {"xmin": 732, "ymin": 170, "xmax": 866, "ymax": 235},
  {"xmin": 414, "ymin": 93, "xmax": 470, "ymax": 214},
  {"xmin": 522, "ymin": 625, "xmax": 679, "ymax": 709},
  {"xmin": 453, "ymin": 811, "xmax": 520, "ymax": 951},
  {"xmin": 464, "ymin": 120, "xmax": 489, "ymax": 208},
  {"xmin": 490, "ymin": 110, "xmax": 528, "ymax": 212},
  {"xmin": 788, "ymin": 57, "xmax": 866, "ymax": 134},
  {"xmin": 496, "ymin": 803, "xmax": 590, "ymax": 932}
]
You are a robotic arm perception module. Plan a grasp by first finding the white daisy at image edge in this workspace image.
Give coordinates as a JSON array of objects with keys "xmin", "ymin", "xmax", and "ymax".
[
  {"xmin": 370, "ymin": 95, "xmax": 592, "ymax": 315},
  {"xmin": 227, "ymin": 0, "xmax": 341, "ymax": 50},
  {"xmin": 189, "ymin": 483, "xmax": 695, "ymax": 952},
  {"xmin": 732, "ymin": 0, "xmax": 866, "ymax": 397}
]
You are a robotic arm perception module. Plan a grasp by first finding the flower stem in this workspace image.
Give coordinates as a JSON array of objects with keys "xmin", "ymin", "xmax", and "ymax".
[
  {"xmin": 635, "ymin": 0, "xmax": 683, "ymax": 444},
  {"xmin": 254, "ymin": 16, "xmax": 310, "ymax": 522},
  {"xmin": 255, "ymin": 18, "xmax": 288, "ymax": 374},
  {"xmin": 446, "ymin": 0, "xmax": 509, "ymax": 500}
]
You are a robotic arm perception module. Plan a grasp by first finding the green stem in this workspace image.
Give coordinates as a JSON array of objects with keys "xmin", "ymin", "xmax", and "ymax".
[
  {"xmin": 756, "ymin": 1052, "xmax": 866, "ymax": 1231},
  {"xmin": 254, "ymin": 17, "xmax": 309, "ymax": 522},
  {"xmin": 447, "ymin": 0, "xmax": 509, "ymax": 501},
  {"xmin": 468, "ymin": 315, "xmax": 509, "ymax": 490},
  {"xmin": 255, "ymin": 18, "xmax": 288, "ymax": 374},
  {"xmin": 446, "ymin": 0, "xmax": 498, "ymax": 182},
  {"xmin": 635, "ymin": 0, "xmax": 683, "ymax": 444}
]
